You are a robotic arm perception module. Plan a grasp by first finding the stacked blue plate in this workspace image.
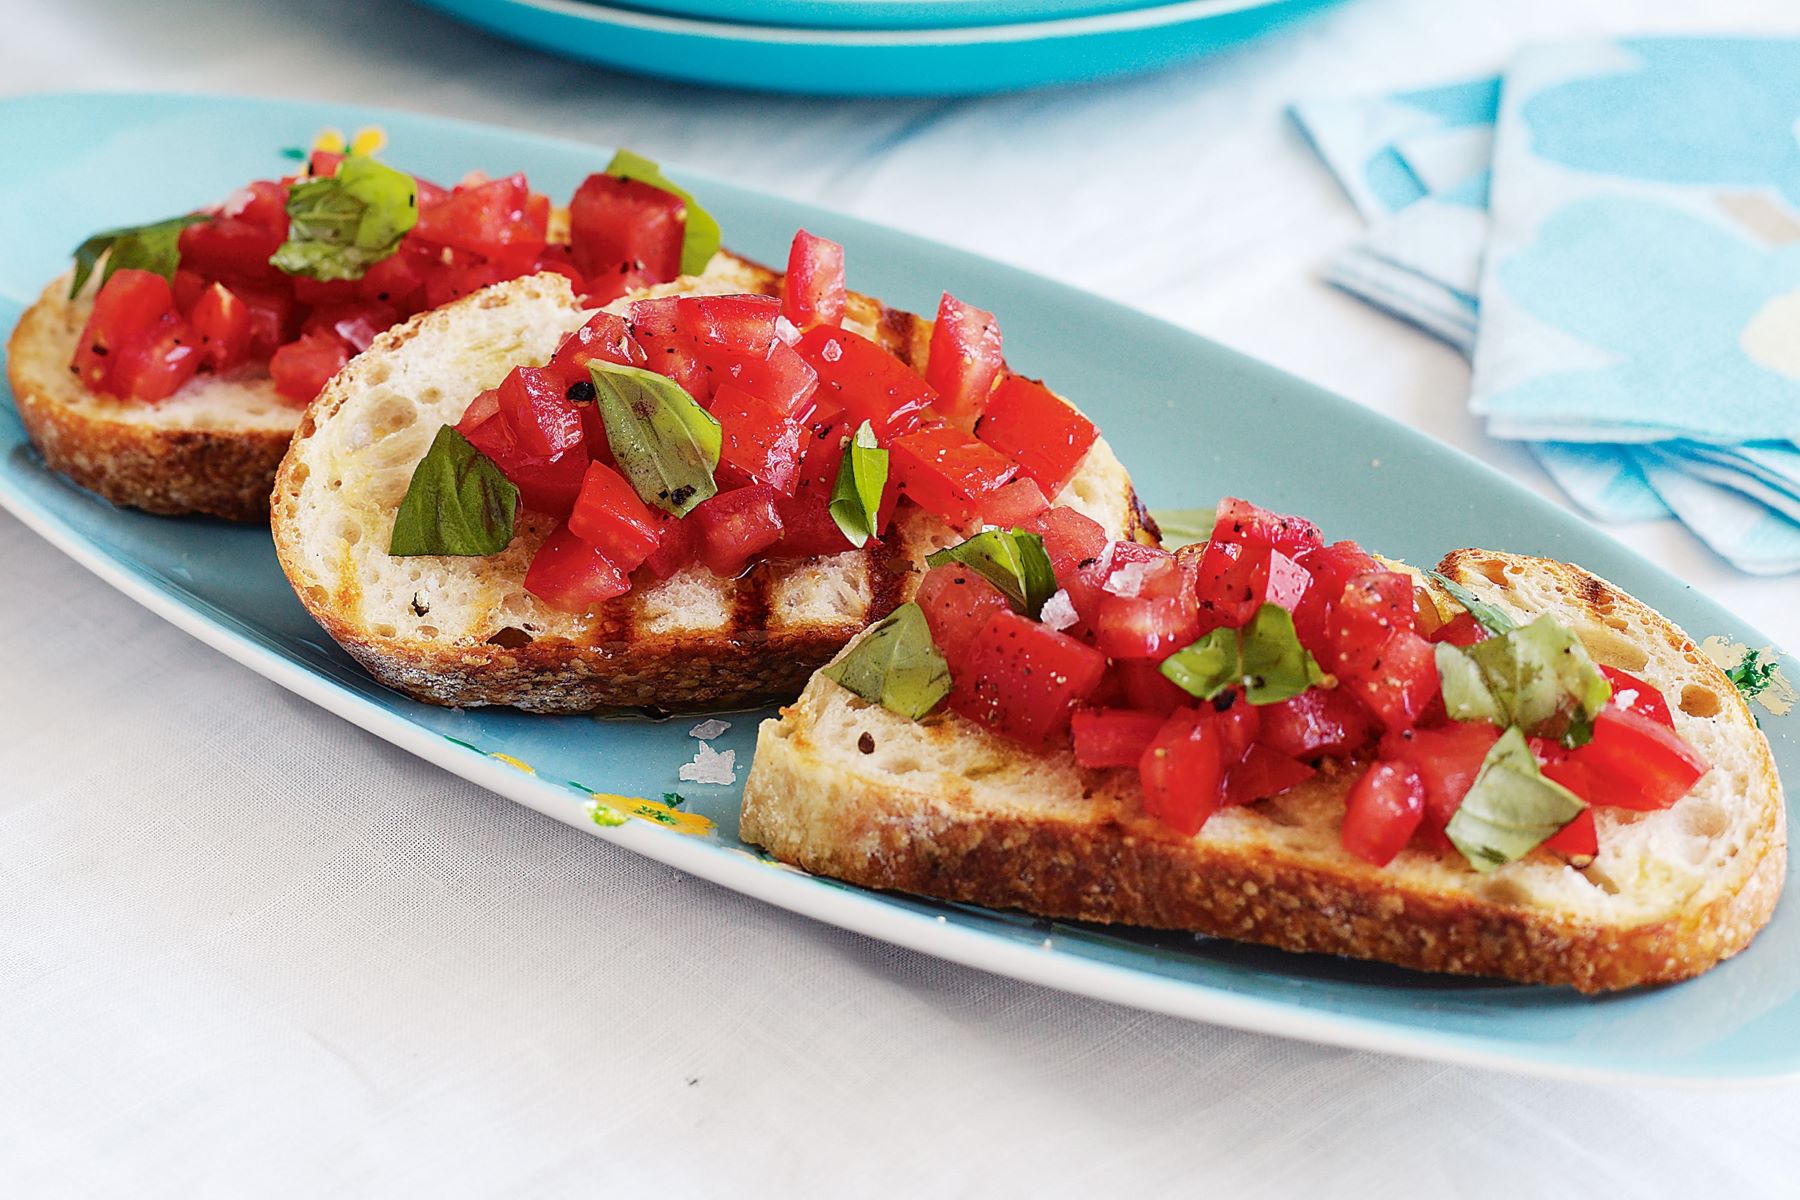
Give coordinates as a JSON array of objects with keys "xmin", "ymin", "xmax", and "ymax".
[{"xmin": 411, "ymin": 0, "xmax": 1349, "ymax": 95}]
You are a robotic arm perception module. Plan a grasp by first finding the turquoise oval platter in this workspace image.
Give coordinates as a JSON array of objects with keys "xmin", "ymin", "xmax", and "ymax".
[
  {"xmin": 407, "ymin": 0, "xmax": 1347, "ymax": 96},
  {"xmin": 594, "ymin": 0, "xmax": 1179, "ymax": 31},
  {"xmin": 2, "ymin": 92, "xmax": 1796, "ymax": 1083}
]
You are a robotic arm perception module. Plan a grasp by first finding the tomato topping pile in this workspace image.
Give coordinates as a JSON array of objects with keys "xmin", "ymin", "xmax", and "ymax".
[
  {"xmin": 436, "ymin": 228, "xmax": 1101, "ymax": 622},
  {"xmin": 71, "ymin": 153, "xmax": 703, "ymax": 405},
  {"xmin": 897, "ymin": 494, "xmax": 1711, "ymax": 872}
]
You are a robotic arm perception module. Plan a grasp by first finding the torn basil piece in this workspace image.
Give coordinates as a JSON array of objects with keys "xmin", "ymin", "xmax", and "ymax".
[
  {"xmin": 1159, "ymin": 603, "xmax": 1327, "ymax": 705},
  {"xmin": 389, "ymin": 425, "xmax": 519, "ymax": 556},
  {"xmin": 69, "ymin": 213, "xmax": 209, "ymax": 298},
  {"xmin": 1425, "ymin": 569, "xmax": 1518, "ymax": 636},
  {"xmin": 828, "ymin": 421, "xmax": 888, "ymax": 548},
  {"xmin": 1445, "ymin": 727, "xmax": 1588, "ymax": 873},
  {"xmin": 925, "ymin": 528, "xmax": 1057, "ymax": 620},
  {"xmin": 1435, "ymin": 615, "xmax": 1611, "ymax": 746},
  {"xmin": 605, "ymin": 148, "xmax": 722, "ymax": 277},
  {"xmin": 589, "ymin": 361, "xmax": 721, "ymax": 517},
  {"xmin": 271, "ymin": 154, "xmax": 418, "ymax": 282},
  {"xmin": 820, "ymin": 603, "xmax": 951, "ymax": 720}
]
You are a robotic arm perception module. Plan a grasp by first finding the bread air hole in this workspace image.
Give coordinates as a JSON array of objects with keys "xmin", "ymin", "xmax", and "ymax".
[
  {"xmin": 1679, "ymin": 684, "xmax": 1723, "ymax": 719},
  {"xmin": 1680, "ymin": 800, "xmax": 1727, "ymax": 839},
  {"xmin": 364, "ymin": 393, "xmax": 418, "ymax": 440},
  {"xmin": 487, "ymin": 626, "xmax": 534, "ymax": 648}
]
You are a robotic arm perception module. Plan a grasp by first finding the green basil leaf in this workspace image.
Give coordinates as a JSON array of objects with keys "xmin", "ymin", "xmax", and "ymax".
[
  {"xmin": 389, "ymin": 425, "xmax": 519, "ymax": 556},
  {"xmin": 1445, "ymin": 726, "xmax": 1588, "ymax": 873},
  {"xmin": 1425, "ymin": 569, "xmax": 1518, "ymax": 635},
  {"xmin": 68, "ymin": 213, "xmax": 209, "ymax": 298},
  {"xmin": 606, "ymin": 148, "xmax": 721, "ymax": 277},
  {"xmin": 819, "ymin": 603, "xmax": 951, "ymax": 720},
  {"xmin": 271, "ymin": 155, "xmax": 418, "ymax": 282},
  {"xmin": 1159, "ymin": 603, "xmax": 1327, "ymax": 705},
  {"xmin": 1435, "ymin": 615, "xmax": 1611, "ymax": 745},
  {"xmin": 1149, "ymin": 507, "xmax": 1214, "ymax": 552},
  {"xmin": 828, "ymin": 421, "xmax": 888, "ymax": 549},
  {"xmin": 925, "ymin": 528, "xmax": 1057, "ymax": 619},
  {"xmin": 589, "ymin": 361, "xmax": 720, "ymax": 517}
]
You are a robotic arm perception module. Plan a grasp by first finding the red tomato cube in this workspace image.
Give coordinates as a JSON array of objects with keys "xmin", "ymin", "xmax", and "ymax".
[
  {"xmin": 1137, "ymin": 708, "xmax": 1226, "ymax": 836},
  {"xmin": 692, "ymin": 485, "xmax": 784, "ymax": 577},
  {"xmin": 783, "ymin": 229, "xmax": 846, "ymax": 333},
  {"xmin": 413, "ymin": 172, "xmax": 548, "ymax": 269},
  {"xmin": 568, "ymin": 173, "xmax": 685, "ymax": 283},
  {"xmin": 678, "ymin": 293, "xmax": 781, "ymax": 357},
  {"xmin": 1380, "ymin": 721, "xmax": 1502, "ymax": 840},
  {"xmin": 268, "ymin": 330, "xmax": 351, "ymax": 404},
  {"xmin": 568, "ymin": 461, "xmax": 663, "ymax": 568},
  {"xmin": 1209, "ymin": 496, "xmax": 1325, "ymax": 557},
  {"xmin": 178, "ymin": 214, "xmax": 286, "ymax": 285},
  {"xmin": 628, "ymin": 296, "xmax": 712, "ymax": 402},
  {"xmin": 108, "ymin": 314, "xmax": 202, "ymax": 402},
  {"xmin": 186, "ymin": 282, "xmax": 252, "ymax": 372},
  {"xmin": 925, "ymin": 292, "xmax": 1003, "ymax": 428},
  {"xmin": 915, "ymin": 564, "xmax": 1012, "ymax": 669},
  {"xmin": 546, "ymin": 311, "xmax": 647, "ymax": 391},
  {"xmin": 1291, "ymin": 540, "xmax": 1382, "ymax": 649},
  {"xmin": 1540, "ymin": 807, "xmax": 1598, "ymax": 859},
  {"xmin": 1340, "ymin": 760, "xmax": 1426, "ymax": 866},
  {"xmin": 1194, "ymin": 539, "xmax": 1311, "ymax": 629},
  {"xmin": 505, "ymin": 446, "xmax": 590, "ymax": 518},
  {"xmin": 73, "ymin": 269, "xmax": 176, "ymax": 389},
  {"xmin": 1256, "ymin": 687, "xmax": 1378, "ymax": 760},
  {"xmin": 889, "ymin": 425, "xmax": 1019, "ymax": 524},
  {"xmin": 1023, "ymin": 505, "xmax": 1109, "ymax": 580},
  {"xmin": 977, "ymin": 375, "xmax": 1099, "ymax": 497},
  {"xmin": 713, "ymin": 383, "xmax": 805, "ymax": 497},
  {"xmin": 641, "ymin": 511, "xmax": 700, "ymax": 579},
  {"xmin": 1109, "ymin": 658, "xmax": 1191, "ymax": 715},
  {"xmin": 1556, "ymin": 706, "xmax": 1707, "ymax": 811},
  {"xmin": 797, "ymin": 326, "xmax": 935, "ymax": 440},
  {"xmin": 1222, "ymin": 744, "xmax": 1316, "ymax": 808},
  {"xmin": 497, "ymin": 366, "xmax": 585, "ymax": 460},
  {"xmin": 709, "ymin": 339, "xmax": 819, "ymax": 418},
  {"xmin": 1071, "ymin": 707, "xmax": 1168, "ymax": 769},
  {"xmin": 949, "ymin": 610, "xmax": 1108, "ymax": 749},
  {"xmin": 524, "ymin": 523, "xmax": 631, "ymax": 613},
  {"xmin": 980, "ymin": 477, "xmax": 1050, "ymax": 528}
]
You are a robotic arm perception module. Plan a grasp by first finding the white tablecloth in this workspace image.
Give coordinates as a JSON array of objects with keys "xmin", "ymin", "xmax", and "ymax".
[{"xmin": 5, "ymin": 0, "xmax": 1800, "ymax": 1194}]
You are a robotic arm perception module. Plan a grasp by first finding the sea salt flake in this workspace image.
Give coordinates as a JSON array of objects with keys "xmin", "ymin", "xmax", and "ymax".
[
  {"xmin": 1104, "ymin": 559, "xmax": 1155, "ymax": 598},
  {"xmin": 775, "ymin": 316, "xmax": 801, "ymax": 345},
  {"xmin": 679, "ymin": 743, "xmax": 738, "ymax": 785},
  {"xmin": 1040, "ymin": 589, "xmax": 1078, "ymax": 632},
  {"xmin": 688, "ymin": 718, "xmax": 732, "ymax": 740}
]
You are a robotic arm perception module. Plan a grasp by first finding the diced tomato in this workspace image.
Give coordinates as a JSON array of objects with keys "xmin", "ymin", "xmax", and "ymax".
[
  {"xmin": 1429, "ymin": 612, "xmax": 1488, "ymax": 646},
  {"xmin": 1291, "ymin": 540, "xmax": 1381, "ymax": 649},
  {"xmin": 980, "ymin": 477, "xmax": 1050, "ymax": 528},
  {"xmin": 1023, "ymin": 505, "xmax": 1109, "ymax": 580},
  {"xmin": 692, "ymin": 485, "xmax": 784, "ymax": 576},
  {"xmin": 73, "ymin": 269, "xmax": 177, "ymax": 389},
  {"xmin": 108, "ymin": 313, "xmax": 202, "ymax": 402},
  {"xmin": 289, "ymin": 275, "xmax": 362, "ymax": 308},
  {"xmin": 545, "ymin": 311, "xmax": 648, "ymax": 394},
  {"xmin": 889, "ymin": 425, "xmax": 1019, "ymax": 524},
  {"xmin": 768, "ymin": 416, "xmax": 858, "ymax": 558},
  {"xmin": 1211, "ymin": 691, "xmax": 1262, "ymax": 762},
  {"xmin": 302, "ymin": 301, "xmax": 399, "ymax": 354},
  {"xmin": 357, "ymin": 245, "xmax": 430, "ymax": 310},
  {"xmin": 977, "ymin": 375, "xmax": 1099, "ymax": 497},
  {"xmin": 568, "ymin": 461, "xmax": 663, "ymax": 568},
  {"xmin": 568, "ymin": 173, "xmax": 685, "ymax": 283},
  {"xmin": 523, "ymin": 524, "xmax": 630, "ymax": 613},
  {"xmin": 1209, "ymin": 496, "xmax": 1324, "ymax": 558},
  {"xmin": 421, "ymin": 257, "xmax": 516, "ymax": 310},
  {"xmin": 504, "ymin": 446, "xmax": 590, "ymax": 517},
  {"xmin": 1071, "ymin": 707, "xmax": 1168, "ymax": 769},
  {"xmin": 627, "ymin": 296, "xmax": 712, "ymax": 402},
  {"xmin": 186, "ymin": 282, "xmax": 252, "ymax": 371},
  {"xmin": 237, "ymin": 287, "xmax": 298, "ymax": 360},
  {"xmin": 1599, "ymin": 665, "xmax": 1674, "ymax": 729},
  {"xmin": 782, "ymin": 229, "xmax": 846, "ymax": 333},
  {"xmin": 1110, "ymin": 658, "xmax": 1192, "ymax": 715},
  {"xmin": 1340, "ymin": 761, "xmax": 1426, "ymax": 866},
  {"xmin": 1137, "ymin": 708, "xmax": 1226, "ymax": 836},
  {"xmin": 1346, "ymin": 630, "xmax": 1438, "ymax": 732},
  {"xmin": 1541, "ymin": 807, "xmax": 1598, "ymax": 859},
  {"xmin": 178, "ymin": 214, "xmax": 286, "ymax": 285},
  {"xmin": 796, "ymin": 326, "xmax": 935, "ymax": 440},
  {"xmin": 950, "ymin": 610, "xmax": 1108, "ymax": 749},
  {"xmin": 171, "ymin": 268, "xmax": 206, "ymax": 312},
  {"xmin": 497, "ymin": 366, "xmax": 584, "ymax": 460},
  {"xmin": 267, "ymin": 331, "xmax": 350, "ymax": 403},
  {"xmin": 1257, "ymin": 687, "xmax": 1379, "ymax": 760},
  {"xmin": 641, "ymin": 512, "xmax": 699, "ymax": 579},
  {"xmin": 915, "ymin": 564, "xmax": 1012, "ymax": 669},
  {"xmin": 1193, "ymin": 539, "xmax": 1311, "ymax": 629},
  {"xmin": 925, "ymin": 293, "xmax": 1003, "ymax": 427},
  {"xmin": 1222, "ymin": 744, "xmax": 1315, "ymax": 807},
  {"xmin": 1381, "ymin": 721, "xmax": 1502, "ymax": 840},
  {"xmin": 712, "ymin": 383, "xmax": 805, "ymax": 497},
  {"xmin": 1062, "ymin": 541, "xmax": 1165, "ymax": 632},
  {"xmin": 1554, "ymin": 706, "xmax": 1707, "ymax": 811},
  {"xmin": 413, "ymin": 172, "xmax": 548, "ymax": 268},
  {"xmin": 1094, "ymin": 592, "xmax": 1199, "ymax": 660},
  {"xmin": 709, "ymin": 339, "xmax": 819, "ymax": 417},
  {"xmin": 678, "ymin": 294, "xmax": 781, "ymax": 358}
]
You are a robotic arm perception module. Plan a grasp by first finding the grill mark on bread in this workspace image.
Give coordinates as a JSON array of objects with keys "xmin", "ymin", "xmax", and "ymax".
[{"xmin": 730, "ymin": 564, "xmax": 773, "ymax": 649}]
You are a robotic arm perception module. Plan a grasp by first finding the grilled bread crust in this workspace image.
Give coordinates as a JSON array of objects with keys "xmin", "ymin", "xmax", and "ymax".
[
  {"xmin": 271, "ymin": 258, "xmax": 1148, "ymax": 713},
  {"xmin": 6, "ymin": 272, "xmax": 297, "ymax": 521},
  {"xmin": 741, "ymin": 550, "xmax": 1786, "ymax": 992}
]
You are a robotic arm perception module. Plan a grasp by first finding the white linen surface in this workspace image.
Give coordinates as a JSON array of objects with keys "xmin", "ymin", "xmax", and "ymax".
[{"xmin": 4, "ymin": 0, "xmax": 1800, "ymax": 1194}]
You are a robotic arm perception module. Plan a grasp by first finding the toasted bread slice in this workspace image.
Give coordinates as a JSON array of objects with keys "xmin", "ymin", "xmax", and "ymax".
[
  {"xmin": 6, "ymin": 271, "xmax": 298, "ymax": 521},
  {"xmin": 270, "ymin": 257, "xmax": 1148, "ymax": 713},
  {"xmin": 741, "ymin": 550, "xmax": 1786, "ymax": 992}
]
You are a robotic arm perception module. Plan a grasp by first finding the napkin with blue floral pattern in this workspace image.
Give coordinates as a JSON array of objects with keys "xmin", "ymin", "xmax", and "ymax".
[{"xmin": 1292, "ymin": 37, "xmax": 1800, "ymax": 574}]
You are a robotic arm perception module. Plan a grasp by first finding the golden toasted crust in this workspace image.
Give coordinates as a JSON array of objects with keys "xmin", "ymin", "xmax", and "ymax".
[
  {"xmin": 742, "ymin": 551, "xmax": 1786, "ymax": 992},
  {"xmin": 6, "ymin": 280, "xmax": 293, "ymax": 522},
  {"xmin": 270, "ymin": 260, "xmax": 1149, "ymax": 713}
]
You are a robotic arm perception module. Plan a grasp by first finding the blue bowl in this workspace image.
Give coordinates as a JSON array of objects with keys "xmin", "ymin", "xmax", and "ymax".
[{"xmin": 410, "ymin": 0, "xmax": 1348, "ymax": 96}]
